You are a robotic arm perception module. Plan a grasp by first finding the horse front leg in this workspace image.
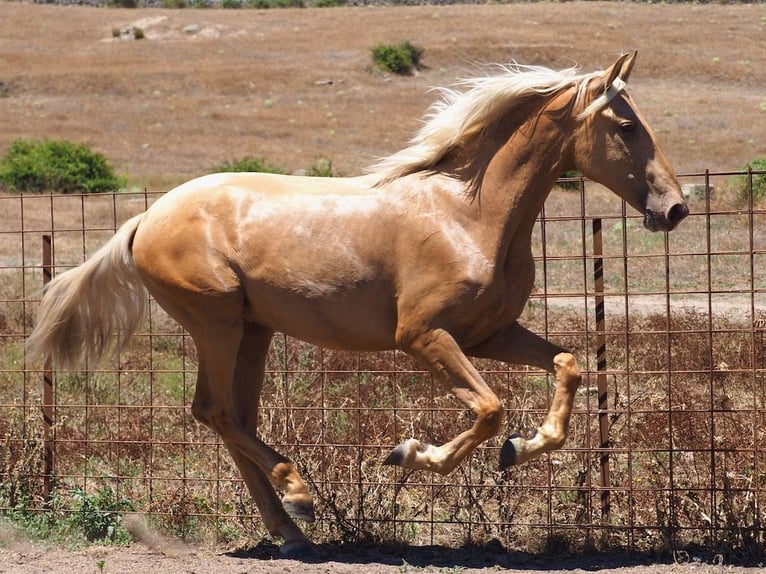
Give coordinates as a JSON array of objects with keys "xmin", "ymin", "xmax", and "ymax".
[
  {"xmin": 385, "ymin": 328, "xmax": 504, "ymax": 475},
  {"xmin": 465, "ymin": 322, "xmax": 582, "ymax": 469}
]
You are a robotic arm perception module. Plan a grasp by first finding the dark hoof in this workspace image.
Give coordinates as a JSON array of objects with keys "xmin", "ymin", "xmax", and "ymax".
[
  {"xmin": 283, "ymin": 500, "xmax": 316, "ymax": 523},
  {"xmin": 280, "ymin": 538, "xmax": 314, "ymax": 558},
  {"xmin": 383, "ymin": 442, "xmax": 409, "ymax": 466},
  {"xmin": 499, "ymin": 435, "xmax": 521, "ymax": 469}
]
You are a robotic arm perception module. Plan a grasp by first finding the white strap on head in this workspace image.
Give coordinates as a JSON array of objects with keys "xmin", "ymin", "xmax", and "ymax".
[{"xmin": 605, "ymin": 77, "xmax": 626, "ymax": 103}]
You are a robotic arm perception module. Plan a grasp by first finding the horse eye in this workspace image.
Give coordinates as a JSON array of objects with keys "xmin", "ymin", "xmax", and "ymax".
[{"xmin": 619, "ymin": 121, "xmax": 635, "ymax": 135}]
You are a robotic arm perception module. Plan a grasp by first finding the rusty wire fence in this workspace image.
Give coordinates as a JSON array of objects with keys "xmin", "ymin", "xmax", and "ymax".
[{"xmin": 1, "ymin": 169, "xmax": 765, "ymax": 555}]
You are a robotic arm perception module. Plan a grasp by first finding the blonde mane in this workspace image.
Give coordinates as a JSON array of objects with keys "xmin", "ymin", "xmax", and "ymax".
[{"xmin": 369, "ymin": 64, "xmax": 606, "ymax": 185}]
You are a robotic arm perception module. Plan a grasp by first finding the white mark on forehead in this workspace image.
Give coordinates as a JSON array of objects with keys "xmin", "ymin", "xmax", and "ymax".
[{"xmin": 605, "ymin": 77, "xmax": 626, "ymax": 104}]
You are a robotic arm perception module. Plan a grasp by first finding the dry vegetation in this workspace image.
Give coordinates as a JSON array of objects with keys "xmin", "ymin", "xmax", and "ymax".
[
  {"xmin": 1, "ymin": 2, "xmax": 766, "ymax": 570},
  {"xmin": 0, "ymin": 3, "xmax": 764, "ymax": 187}
]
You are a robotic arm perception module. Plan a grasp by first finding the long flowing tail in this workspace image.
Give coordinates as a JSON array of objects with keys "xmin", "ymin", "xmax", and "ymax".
[{"xmin": 27, "ymin": 213, "xmax": 147, "ymax": 370}]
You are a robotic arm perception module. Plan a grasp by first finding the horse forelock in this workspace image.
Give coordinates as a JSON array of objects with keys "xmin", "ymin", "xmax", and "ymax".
[{"xmin": 369, "ymin": 64, "xmax": 603, "ymax": 187}]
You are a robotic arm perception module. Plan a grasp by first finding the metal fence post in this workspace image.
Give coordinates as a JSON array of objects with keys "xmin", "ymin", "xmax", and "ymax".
[
  {"xmin": 42, "ymin": 234, "xmax": 54, "ymax": 501},
  {"xmin": 592, "ymin": 218, "xmax": 611, "ymax": 521}
]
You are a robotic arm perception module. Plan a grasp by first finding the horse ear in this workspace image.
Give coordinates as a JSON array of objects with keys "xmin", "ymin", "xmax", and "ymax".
[{"xmin": 604, "ymin": 51, "xmax": 637, "ymax": 88}]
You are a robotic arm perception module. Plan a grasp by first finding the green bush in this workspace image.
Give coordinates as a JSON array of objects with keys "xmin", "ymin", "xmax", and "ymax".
[
  {"xmin": 371, "ymin": 41, "xmax": 424, "ymax": 75},
  {"xmin": 558, "ymin": 170, "xmax": 584, "ymax": 191},
  {"xmin": 246, "ymin": 0, "xmax": 304, "ymax": 8},
  {"xmin": 0, "ymin": 139, "xmax": 125, "ymax": 194},
  {"xmin": 734, "ymin": 158, "xmax": 766, "ymax": 204},
  {"xmin": 71, "ymin": 487, "xmax": 133, "ymax": 544},
  {"xmin": 214, "ymin": 156, "xmax": 287, "ymax": 174},
  {"xmin": 306, "ymin": 157, "xmax": 340, "ymax": 177}
]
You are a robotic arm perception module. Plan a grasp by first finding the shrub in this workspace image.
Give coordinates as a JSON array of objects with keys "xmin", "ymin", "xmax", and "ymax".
[
  {"xmin": 222, "ymin": 0, "xmax": 242, "ymax": 6},
  {"xmin": 306, "ymin": 157, "xmax": 340, "ymax": 177},
  {"xmin": 214, "ymin": 156, "xmax": 287, "ymax": 174},
  {"xmin": 246, "ymin": 0, "xmax": 304, "ymax": 8},
  {"xmin": 71, "ymin": 487, "xmax": 133, "ymax": 544},
  {"xmin": 557, "ymin": 170, "xmax": 583, "ymax": 191},
  {"xmin": 371, "ymin": 41, "xmax": 424, "ymax": 75},
  {"xmin": 733, "ymin": 158, "xmax": 766, "ymax": 204},
  {"xmin": 0, "ymin": 139, "xmax": 125, "ymax": 194}
]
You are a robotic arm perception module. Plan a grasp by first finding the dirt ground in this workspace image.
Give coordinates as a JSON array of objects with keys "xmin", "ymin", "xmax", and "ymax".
[
  {"xmin": 1, "ymin": 2, "xmax": 766, "ymax": 572},
  {"xmin": 0, "ymin": 539, "xmax": 764, "ymax": 574}
]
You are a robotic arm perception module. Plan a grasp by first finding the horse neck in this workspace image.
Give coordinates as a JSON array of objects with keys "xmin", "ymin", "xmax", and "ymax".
[{"xmin": 473, "ymin": 95, "xmax": 575, "ymax": 261}]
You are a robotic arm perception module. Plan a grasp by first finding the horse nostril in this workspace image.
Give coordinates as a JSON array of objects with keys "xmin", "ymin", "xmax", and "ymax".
[{"xmin": 667, "ymin": 203, "xmax": 690, "ymax": 227}]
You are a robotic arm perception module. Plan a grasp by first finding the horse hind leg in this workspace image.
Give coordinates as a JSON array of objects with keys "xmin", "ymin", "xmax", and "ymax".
[
  {"xmin": 231, "ymin": 323, "xmax": 315, "ymax": 524},
  {"xmin": 186, "ymin": 308, "xmax": 313, "ymax": 554}
]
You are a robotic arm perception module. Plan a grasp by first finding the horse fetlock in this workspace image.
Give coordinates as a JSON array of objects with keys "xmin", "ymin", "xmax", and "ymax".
[
  {"xmin": 384, "ymin": 438, "xmax": 447, "ymax": 472},
  {"xmin": 538, "ymin": 425, "xmax": 566, "ymax": 451},
  {"xmin": 270, "ymin": 461, "xmax": 310, "ymax": 496}
]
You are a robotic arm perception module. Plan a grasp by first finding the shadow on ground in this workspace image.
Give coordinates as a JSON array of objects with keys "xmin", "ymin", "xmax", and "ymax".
[{"xmin": 228, "ymin": 539, "xmax": 764, "ymax": 570}]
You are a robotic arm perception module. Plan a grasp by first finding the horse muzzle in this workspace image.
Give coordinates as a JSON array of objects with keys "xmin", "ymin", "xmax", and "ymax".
[{"xmin": 643, "ymin": 202, "xmax": 689, "ymax": 232}]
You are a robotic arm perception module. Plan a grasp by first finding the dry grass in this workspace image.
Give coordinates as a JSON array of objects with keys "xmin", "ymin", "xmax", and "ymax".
[
  {"xmin": 2, "ymin": 185, "xmax": 765, "ymax": 556},
  {"xmin": 0, "ymin": 3, "xmax": 764, "ymax": 189}
]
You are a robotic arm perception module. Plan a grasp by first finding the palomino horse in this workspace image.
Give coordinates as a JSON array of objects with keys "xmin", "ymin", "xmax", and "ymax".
[{"xmin": 28, "ymin": 52, "xmax": 687, "ymax": 554}]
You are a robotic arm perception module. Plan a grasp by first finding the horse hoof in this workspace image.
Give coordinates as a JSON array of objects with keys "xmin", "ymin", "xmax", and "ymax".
[
  {"xmin": 499, "ymin": 435, "xmax": 521, "ymax": 469},
  {"xmin": 280, "ymin": 538, "xmax": 313, "ymax": 558},
  {"xmin": 383, "ymin": 438, "xmax": 418, "ymax": 467},
  {"xmin": 383, "ymin": 444, "xmax": 406, "ymax": 466},
  {"xmin": 283, "ymin": 500, "xmax": 316, "ymax": 523}
]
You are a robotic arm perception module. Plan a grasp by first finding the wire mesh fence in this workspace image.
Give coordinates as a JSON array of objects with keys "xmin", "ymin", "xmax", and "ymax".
[{"xmin": 0, "ymin": 169, "xmax": 764, "ymax": 553}]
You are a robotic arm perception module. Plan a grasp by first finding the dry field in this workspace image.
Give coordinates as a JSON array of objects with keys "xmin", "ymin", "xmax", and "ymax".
[
  {"xmin": 1, "ymin": 3, "xmax": 766, "ymax": 574},
  {"xmin": 0, "ymin": 2, "xmax": 764, "ymax": 188}
]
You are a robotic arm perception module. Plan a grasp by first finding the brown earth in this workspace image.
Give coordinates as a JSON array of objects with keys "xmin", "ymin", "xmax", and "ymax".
[
  {"xmin": 1, "ymin": 537, "xmax": 764, "ymax": 574},
  {"xmin": 1, "ymin": 2, "xmax": 765, "ymax": 572},
  {"xmin": 0, "ymin": 2, "xmax": 764, "ymax": 191}
]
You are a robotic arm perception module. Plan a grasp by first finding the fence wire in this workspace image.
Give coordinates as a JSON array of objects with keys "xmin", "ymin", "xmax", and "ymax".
[{"xmin": 0, "ymin": 169, "xmax": 764, "ymax": 554}]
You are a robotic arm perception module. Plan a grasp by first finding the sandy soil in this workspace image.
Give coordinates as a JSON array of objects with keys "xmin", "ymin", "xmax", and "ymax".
[{"xmin": 1, "ymin": 538, "xmax": 763, "ymax": 574}]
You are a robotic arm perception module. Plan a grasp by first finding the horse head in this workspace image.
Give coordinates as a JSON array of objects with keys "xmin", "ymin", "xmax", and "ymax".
[{"xmin": 572, "ymin": 51, "xmax": 689, "ymax": 232}]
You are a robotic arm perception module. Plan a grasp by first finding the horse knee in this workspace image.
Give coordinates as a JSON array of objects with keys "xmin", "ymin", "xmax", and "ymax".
[
  {"xmin": 553, "ymin": 352, "xmax": 581, "ymax": 381},
  {"xmin": 478, "ymin": 397, "xmax": 504, "ymax": 439}
]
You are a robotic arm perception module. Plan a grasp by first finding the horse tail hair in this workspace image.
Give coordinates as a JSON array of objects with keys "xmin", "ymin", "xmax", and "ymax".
[{"xmin": 27, "ymin": 213, "xmax": 147, "ymax": 371}]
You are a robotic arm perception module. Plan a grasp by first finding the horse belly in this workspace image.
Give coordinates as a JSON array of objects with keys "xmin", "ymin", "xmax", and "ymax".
[{"xmin": 243, "ymin": 281, "xmax": 398, "ymax": 352}]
